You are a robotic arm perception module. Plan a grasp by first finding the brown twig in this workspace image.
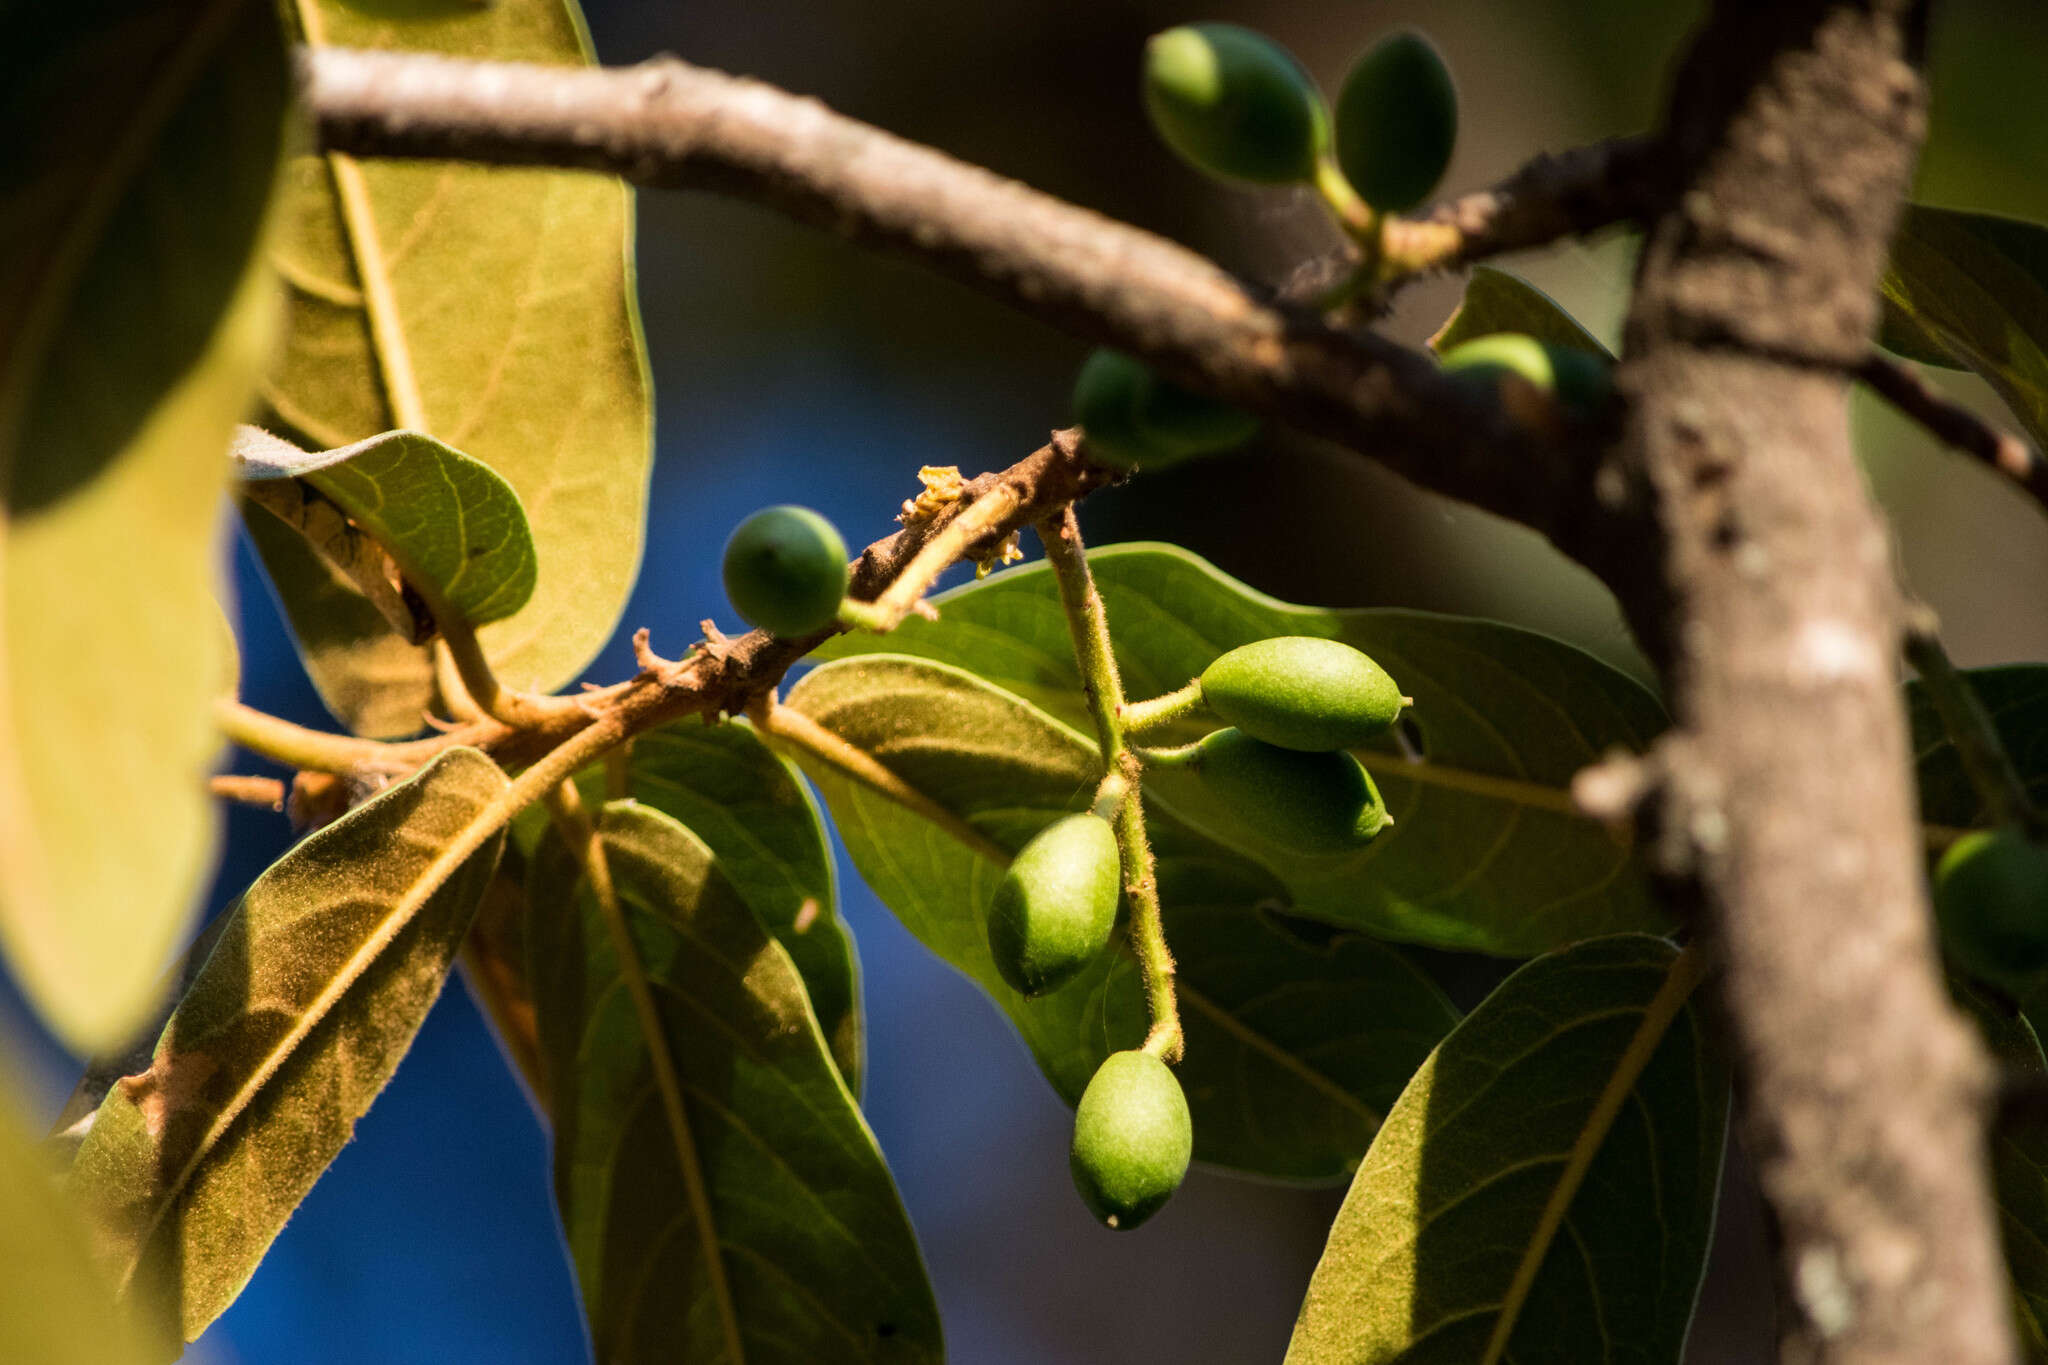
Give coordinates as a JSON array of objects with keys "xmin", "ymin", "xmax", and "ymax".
[
  {"xmin": 227, "ymin": 433, "xmax": 1114, "ymax": 794},
  {"xmin": 1856, "ymin": 353, "xmax": 2048, "ymax": 515},
  {"xmin": 208, "ymin": 775, "xmax": 287, "ymax": 810}
]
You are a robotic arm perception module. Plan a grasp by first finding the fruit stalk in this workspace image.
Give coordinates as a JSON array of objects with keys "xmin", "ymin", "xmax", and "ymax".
[{"xmin": 1036, "ymin": 508, "xmax": 1182, "ymax": 1061}]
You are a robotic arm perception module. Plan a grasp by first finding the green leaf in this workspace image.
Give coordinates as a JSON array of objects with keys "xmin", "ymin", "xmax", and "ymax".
[
  {"xmin": 258, "ymin": 0, "xmax": 654, "ymax": 735},
  {"xmin": 786, "ymin": 655, "xmax": 1460, "ymax": 1181},
  {"xmin": 0, "ymin": 1081, "xmax": 158, "ymax": 1364},
  {"xmin": 1878, "ymin": 206, "xmax": 2048, "ymax": 449},
  {"xmin": 506, "ymin": 720, "xmax": 864, "ymax": 1093},
  {"xmin": 1908, "ymin": 664, "xmax": 2048, "ymax": 830},
  {"xmin": 617, "ymin": 722, "xmax": 862, "ymax": 1092},
  {"xmin": 815, "ymin": 545, "xmax": 1669, "ymax": 956},
  {"xmin": 1951, "ymin": 982, "xmax": 2048, "ymax": 1355},
  {"xmin": 234, "ymin": 425, "xmax": 538, "ymax": 630},
  {"xmin": 66, "ymin": 748, "xmax": 510, "ymax": 1343},
  {"xmin": 1285, "ymin": 935, "xmax": 1727, "ymax": 1365},
  {"xmin": 526, "ymin": 802, "xmax": 940, "ymax": 1363},
  {"xmin": 1427, "ymin": 267, "xmax": 1614, "ymax": 360},
  {"xmin": 0, "ymin": 0, "xmax": 289, "ymax": 1051}
]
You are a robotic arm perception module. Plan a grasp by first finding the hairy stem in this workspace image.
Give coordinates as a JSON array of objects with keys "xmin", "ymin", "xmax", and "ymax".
[
  {"xmin": 1119, "ymin": 679, "xmax": 1206, "ymax": 738},
  {"xmin": 1037, "ymin": 509, "xmax": 1181, "ymax": 1063},
  {"xmin": 437, "ymin": 616, "xmax": 586, "ymax": 729}
]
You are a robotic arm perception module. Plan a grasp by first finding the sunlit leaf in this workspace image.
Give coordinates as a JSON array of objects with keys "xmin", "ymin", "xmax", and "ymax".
[
  {"xmin": 235, "ymin": 425, "xmax": 538, "ymax": 631},
  {"xmin": 816, "ymin": 545, "xmax": 1669, "ymax": 955},
  {"xmin": 1427, "ymin": 267, "xmax": 1613, "ymax": 359},
  {"xmin": 66, "ymin": 748, "xmax": 509, "ymax": 1343},
  {"xmin": 258, "ymin": 0, "xmax": 654, "ymax": 734},
  {"xmin": 0, "ymin": 1082, "xmax": 156, "ymax": 1364},
  {"xmin": 787, "ymin": 655, "xmax": 1460, "ymax": 1181},
  {"xmin": 1878, "ymin": 206, "xmax": 2048, "ymax": 449},
  {"xmin": 1285, "ymin": 935, "xmax": 1726, "ymax": 1365},
  {"xmin": 0, "ymin": 0, "xmax": 288, "ymax": 1051},
  {"xmin": 527, "ymin": 802, "xmax": 939, "ymax": 1363}
]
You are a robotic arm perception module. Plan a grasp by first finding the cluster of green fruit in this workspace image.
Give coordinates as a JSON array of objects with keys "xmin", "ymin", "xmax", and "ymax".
[
  {"xmin": 1073, "ymin": 23, "xmax": 1461, "ymax": 471},
  {"xmin": 1933, "ymin": 827, "xmax": 2048, "ymax": 996},
  {"xmin": 993, "ymin": 635, "xmax": 1406, "ymax": 1228},
  {"xmin": 1074, "ymin": 21, "xmax": 1618, "ymax": 475}
]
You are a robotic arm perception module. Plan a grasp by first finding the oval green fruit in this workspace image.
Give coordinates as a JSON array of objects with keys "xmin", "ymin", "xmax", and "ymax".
[
  {"xmin": 1070, "ymin": 1050, "xmax": 1192, "ymax": 1230},
  {"xmin": 1072, "ymin": 349, "xmax": 1257, "ymax": 471},
  {"xmin": 1334, "ymin": 29, "xmax": 1458, "ymax": 213},
  {"xmin": 1143, "ymin": 24, "xmax": 1327, "ymax": 185},
  {"xmin": 1189, "ymin": 727, "xmax": 1390, "ymax": 854},
  {"xmin": 1439, "ymin": 333, "xmax": 1613, "ymax": 415},
  {"xmin": 1934, "ymin": 828, "xmax": 2048, "ymax": 990},
  {"xmin": 987, "ymin": 813, "xmax": 1122, "ymax": 996},
  {"xmin": 721, "ymin": 505, "xmax": 849, "ymax": 637},
  {"xmin": 1200, "ymin": 636, "xmax": 1404, "ymax": 751}
]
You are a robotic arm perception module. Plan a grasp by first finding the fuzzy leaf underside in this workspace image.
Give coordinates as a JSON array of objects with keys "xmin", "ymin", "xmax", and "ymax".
[
  {"xmin": 257, "ymin": 0, "xmax": 652, "ymax": 735},
  {"xmin": 66, "ymin": 749, "xmax": 508, "ymax": 1342}
]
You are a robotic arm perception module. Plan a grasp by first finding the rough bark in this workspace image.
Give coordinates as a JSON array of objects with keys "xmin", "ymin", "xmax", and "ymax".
[{"xmin": 1615, "ymin": 3, "xmax": 2010, "ymax": 1361}]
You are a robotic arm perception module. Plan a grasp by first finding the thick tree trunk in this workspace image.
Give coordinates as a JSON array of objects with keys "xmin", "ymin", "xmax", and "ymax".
[{"xmin": 1616, "ymin": 4, "xmax": 2011, "ymax": 1361}]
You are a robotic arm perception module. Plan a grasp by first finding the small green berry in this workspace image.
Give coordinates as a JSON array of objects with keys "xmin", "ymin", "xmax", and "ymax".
[
  {"xmin": 1199, "ymin": 636, "xmax": 1405, "ymax": 751},
  {"xmin": 1188, "ymin": 728, "xmax": 1391, "ymax": 854},
  {"xmin": 1934, "ymin": 828, "xmax": 2048, "ymax": 991},
  {"xmin": 1439, "ymin": 333, "xmax": 1613, "ymax": 416},
  {"xmin": 1069, "ymin": 1050, "xmax": 1192, "ymax": 1231},
  {"xmin": 721, "ymin": 505, "xmax": 849, "ymax": 637},
  {"xmin": 1072, "ymin": 349, "xmax": 1257, "ymax": 471},
  {"xmin": 1334, "ymin": 29, "xmax": 1458, "ymax": 213},
  {"xmin": 987, "ymin": 813, "xmax": 1122, "ymax": 997},
  {"xmin": 1143, "ymin": 24, "xmax": 1327, "ymax": 186}
]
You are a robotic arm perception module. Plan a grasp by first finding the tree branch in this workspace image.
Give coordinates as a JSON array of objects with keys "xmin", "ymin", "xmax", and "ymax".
[
  {"xmin": 299, "ymin": 45, "xmax": 1646, "ymax": 571},
  {"xmin": 1856, "ymin": 353, "xmax": 2048, "ymax": 515},
  {"xmin": 1613, "ymin": 3, "xmax": 2011, "ymax": 1361}
]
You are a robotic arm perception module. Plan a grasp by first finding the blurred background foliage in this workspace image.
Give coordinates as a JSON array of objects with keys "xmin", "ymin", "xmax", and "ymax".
[{"xmin": 5, "ymin": 1, "xmax": 2045, "ymax": 1360}]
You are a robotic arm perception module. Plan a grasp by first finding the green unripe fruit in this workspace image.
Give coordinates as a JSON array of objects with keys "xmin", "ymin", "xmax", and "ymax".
[
  {"xmin": 1438, "ymin": 333, "xmax": 1614, "ymax": 416},
  {"xmin": 1334, "ymin": 29, "xmax": 1458, "ymax": 213},
  {"xmin": 1069, "ymin": 1050, "xmax": 1192, "ymax": 1231},
  {"xmin": 1189, "ymin": 728, "xmax": 1390, "ymax": 854},
  {"xmin": 987, "ymin": 813, "xmax": 1123, "ymax": 996},
  {"xmin": 1200, "ymin": 636, "xmax": 1404, "ymax": 751},
  {"xmin": 721, "ymin": 505, "xmax": 849, "ymax": 637},
  {"xmin": 1143, "ymin": 24, "xmax": 1327, "ymax": 185},
  {"xmin": 1934, "ymin": 828, "xmax": 2048, "ymax": 990},
  {"xmin": 1072, "ymin": 349, "xmax": 1258, "ymax": 471}
]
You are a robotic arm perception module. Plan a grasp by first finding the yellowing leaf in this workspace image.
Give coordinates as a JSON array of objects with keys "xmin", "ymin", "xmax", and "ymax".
[
  {"xmin": 66, "ymin": 748, "xmax": 510, "ymax": 1343},
  {"xmin": 258, "ymin": 0, "xmax": 653, "ymax": 735},
  {"xmin": 528, "ymin": 802, "xmax": 940, "ymax": 1363},
  {"xmin": 0, "ymin": 0, "xmax": 288, "ymax": 1050}
]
